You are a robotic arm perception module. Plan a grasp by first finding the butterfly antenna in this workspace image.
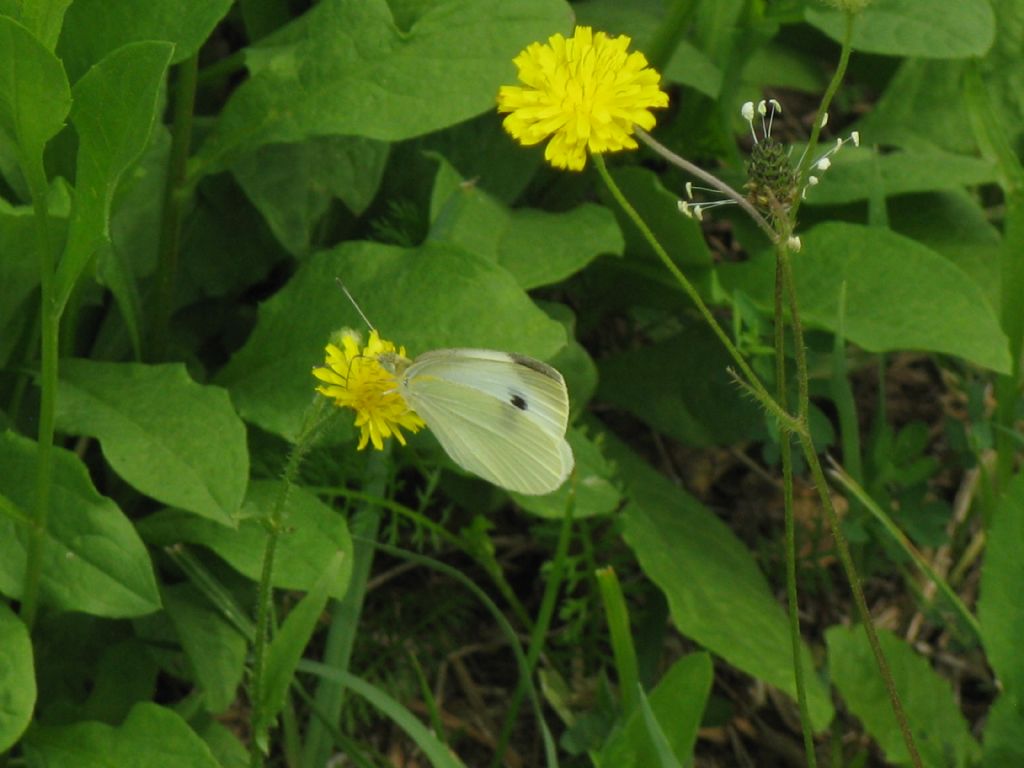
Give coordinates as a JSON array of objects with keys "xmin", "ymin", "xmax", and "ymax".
[{"xmin": 335, "ymin": 277, "xmax": 376, "ymax": 331}]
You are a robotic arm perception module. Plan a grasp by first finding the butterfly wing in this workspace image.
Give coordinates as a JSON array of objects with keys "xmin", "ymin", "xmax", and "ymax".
[{"xmin": 400, "ymin": 351, "xmax": 573, "ymax": 495}]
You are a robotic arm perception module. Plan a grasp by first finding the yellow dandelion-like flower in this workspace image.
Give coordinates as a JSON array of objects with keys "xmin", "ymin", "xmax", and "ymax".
[
  {"xmin": 497, "ymin": 26, "xmax": 669, "ymax": 171},
  {"xmin": 313, "ymin": 329, "xmax": 425, "ymax": 451}
]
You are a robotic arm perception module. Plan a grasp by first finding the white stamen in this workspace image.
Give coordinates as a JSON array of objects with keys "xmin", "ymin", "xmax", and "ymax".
[
  {"xmin": 693, "ymin": 204, "xmax": 705, "ymax": 221},
  {"xmin": 816, "ymin": 157, "xmax": 831, "ymax": 172},
  {"xmin": 757, "ymin": 100, "xmax": 768, "ymax": 116},
  {"xmin": 787, "ymin": 235, "xmax": 802, "ymax": 252},
  {"xmin": 769, "ymin": 99, "xmax": 782, "ymax": 114},
  {"xmin": 741, "ymin": 101, "xmax": 755, "ymax": 121},
  {"xmin": 820, "ymin": 112, "xmax": 829, "ymax": 128},
  {"xmin": 685, "ymin": 181, "xmax": 694, "ymax": 199},
  {"xmin": 807, "ymin": 176, "xmax": 819, "ymax": 187},
  {"xmin": 851, "ymin": 131, "xmax": 860, "ymax": 147}
]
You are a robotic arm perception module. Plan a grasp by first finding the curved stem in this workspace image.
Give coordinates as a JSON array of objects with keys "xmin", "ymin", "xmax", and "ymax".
[
  {"xmin": 636, "ymin": 128, "xmax": 778, "ymax": 243},
  {"xmin": 249, "ymin": 398, "xmax": 330, "ymax": 766},
  {"xmin": 789, "ymin": 12, "xmax": 854, "ymax": 225},
  {"xmin": 592, "ymin": 153, "xmax": 801, "ymax": 436}
]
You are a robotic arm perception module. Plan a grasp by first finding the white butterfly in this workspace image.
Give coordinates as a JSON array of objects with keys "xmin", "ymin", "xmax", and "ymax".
[{"xmin": 380, "ymin": 348, "xmax": 574, "ymax": 495}]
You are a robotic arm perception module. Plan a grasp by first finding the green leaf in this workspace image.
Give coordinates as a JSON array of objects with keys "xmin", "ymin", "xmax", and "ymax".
[
  {"xmin": 0, "ymin": 601, "xmax": 34, "ymax": 752},
  {"xmin": 603, "ymin": 429, "xmax": 834, "ymax": 730},
  {"xmin": 256, "ymin": 551, "xmax": 347, "ymax": 734},
  {"xmin": 802, "ymin": 147, "xmax": 998, "ymax": 206},
  {"xmin": 230, "ymin": 136, "xmax": 390, "ymax": 256},
  {"xmin": 78, "ymin": 639, "xmax": 158, "ymax": 725},
  {"xmin": 978, "ymin": 470, "xmax": 1024, "ymax": 694},
  {"xmin": 24, "ymin": 702, "xmax": 222, "ymax": 768},
  {"xmin": 55, "ymin": 41, "xmax": 173, "ymax": 311},
  {"xmin": 827, "ymin": 625, "xmax": 980, "ymax": 767},
  {"xmin": 57, "ymin": 0, "xmax": 233, "ymax": 80},
  {"xmin": 137, "ymin": 480, "xmax": 353, "ymax": 599},
  {"xmin": 429, "ymin": 154, "xmax": 623, "ymax": 289},
  {"xmin": 599, "ymin": 324, "xmax": 767, "ymax": 447},
  {"xmin": 0, "ymin": 196, "xmax": 58, "ymax": 365},
  {"xmin": 55, "ymin": 359, "xmax": 248, "ymax": 526},
  {"xmin": 164, "ymin": 584, "xmax": 247, "ymax": 714},
  {"xmin": 599, "ymin": 653, "xmax": 712, "ymax": 767},
  {"xmin": 603, "ymin": 167, "xmax": 712, "ymax": 267},
  {"xmin": 511, "ymin": 429, "xmax": 621, "ymax": 519},
  {"xmin": 0, "ymin": 15, "xmax": 70, "ymax": 170},
  {"xmin": 718, "ymin": 222, "xmax": 1011, "ymax": 373},
  {"xmin": 806, "ymin": 0, "xmax": 995, "ymax": 59},
  {"xmin": 17, "ymin": 0, "xmax": 73, "ymax": 50},
  {"xmin": 0, "ymin": 431, "xmax": 161, "ymax": 618},
  {"xmin": 300, "ymin": 663, "xmax": 470, "ymax": 768},
  {"xmin": 196, "ymin": 0, "xmax": 572, "ymax": 173},
  {"xmin": 216, "ymin": 240, "xmax": 567, "ymax": 438},
  {"xmin": 982, "ymin": 692, "xmax": 1024, "ymax": 767}
]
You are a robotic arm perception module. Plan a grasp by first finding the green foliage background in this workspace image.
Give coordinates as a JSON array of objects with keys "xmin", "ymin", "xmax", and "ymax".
[{"xmin": 0, "ymin": 0, "xmax": 1021, "ymax": 765}]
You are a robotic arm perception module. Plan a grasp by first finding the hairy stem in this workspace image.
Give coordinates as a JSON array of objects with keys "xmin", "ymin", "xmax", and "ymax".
[
  {"xmin": 249, "ymin": 399, "xmax": 329, "ymax": 766},
  {"xmin": 774, "ymin": 247, "xmax": 818, "ymax": 767}
]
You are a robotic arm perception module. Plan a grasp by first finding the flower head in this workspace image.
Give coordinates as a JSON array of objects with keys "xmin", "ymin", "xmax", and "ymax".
[
  {"xmin": 497, "ymin": 26, "xmax": 669, "ymax": 171},
  {"xmin": 313, "ymin": 329, "xmax": 425, "ymax": 451}
]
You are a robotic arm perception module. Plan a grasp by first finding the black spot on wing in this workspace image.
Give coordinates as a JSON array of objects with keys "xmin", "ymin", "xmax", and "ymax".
[{"xmin": 510, "ymin": 392, "xmax": 528, "ymax": 411}]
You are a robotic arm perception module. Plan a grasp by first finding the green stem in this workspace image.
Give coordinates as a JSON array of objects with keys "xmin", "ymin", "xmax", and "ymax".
[
  {"xmin": 150, "ymin": 53, "xmax": 198, "ymax": 361},
  {"xmin": 796, "ymin": 435, "xmax": 923, "ymax": 768},
  {"xmin": 490, "ymin": 490, "xmax": 575, "ymax": 768},
  {"xmin": 592, "ymin": 153, "xmax": 798, "ymax": 434},
  {"xmin": 774, "ymin": 250, "xmax": 817, "ymax": 767},
  {"xmin": 780, "ymin": 243, "xmax": 923, "ymax": 766},
  {"xmin": 644, "ymin": 0, "xmax": 696, "ymax": 72},
  {"xmin": 636, "ymin": 128, "xmax": 777, "ymax": 242},
  {"xmin": 301, "ymin": 450, "xmax": 391, "ymax": 768},
  {"xmin": 827, "ymin": 462, "xmax": 982, "ymax": 641},
  {"xmin": 249, "ymin": 398, "xmax": 330, "ymax": 766},
  {"xmin": 789, "ymin": 11, "xmax": 854, "ymax": 225},
  {"xmin": 21, "ymin": 156, "xmax": 57, "ymax": 631}
]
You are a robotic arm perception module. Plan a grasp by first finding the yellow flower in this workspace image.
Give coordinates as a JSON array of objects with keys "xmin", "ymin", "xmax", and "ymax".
[
  {"xmin": 497, "ymin": 26, "xmax": 669, "ymax": 171},
  {"xmin": 313, "ymin": 329, "xmax": 425, "ymax": 451}
]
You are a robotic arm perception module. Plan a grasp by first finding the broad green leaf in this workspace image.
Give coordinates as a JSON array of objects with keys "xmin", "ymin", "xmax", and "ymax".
[
  {"xmin": 24, "ymin": 702, "xmax": 221, "ymax": 768},
  {"xmin": 889, "ymin": 191, "xmax": 1002, "ymax": 313},
  {"xmin": 802, "ymin": 147, "xmax": 998, "ymax": 206},
  {"xmin": 856, "ymin": 60, "xmax": 976, "ymax": 155},
  {"xmin": 827, "ymin": 625, "xmax": 980, "ymax": 767},
  {"xmin": 982, "ymin": 693, "xmax": 1024, "ymax": 767},
  {"xmin": 718, "ymin": 222, "xmax": 1011, "ymax": 373},
  {"xmin": 0, "ymin": 16, "xmax": 70, "ymax": 172},
  {"xmin": 599, "ymin": 324, "xmax": 767, "ymax": 447},
  {"xmin": 0, "ymin": 431, "xmax": 161, "ymax": 618},
  {"xmin": 55, "ymin": 359, "xmax": 248, "ymax": 526},
  {"xmin": 196, "ymin": 718, "xmax": 249, "ymax": 768},
  {"xmin": 57, "ymin": 0, "xmax": 233, "ymax": 80},
  {"xmin": 599, "ymin": 654, "xmax": 712, "ymax": 767},
  {"xmin": 806, "ymin": 0, "xmax": 995, "ymax": 59},
  {"xmin": 604, "ymin": 430, "xmax": 834, "ymax": 730},
  {"xmin": 512, "ymin": 429, "xmax": 621, "ymax": 519},
  {"xmin": 256, "ymin": 551, "xmax": 347, "ymax": 736},
  {"xmin": 978, "ymin": 470, "xmax": 1024, "ymax": 694},
  {"xmin": 430, "ymin": 156, "xmax": 623, "ymax": 289},
  {"xmin": 17, "ymin": 0, "xmax": 72, "ymax": 50},
  {"xmin": 195, "ymin": 0, "xmax": 572, "ymax": 173},
  {"xmin": 635, "ymin": 689, "xmax": 684, "ymax": 768},
  {"xmin": 0, "ymin": 601, "xmax": 34, "ymax": 752},
  {"xmin": 216, "ymin": 240, "xmax": 567, "ymax": 438},
  {"xmin": 742, "ymin": 41, "xmax": 826, "ymax": 94},
  {"xmin": 137, "ymin": 480, "xmax": 353, "ymax": 599},
  {"xmin": 604, "ymin": 167, "xmax": 712, "ymax": 267},
  {"xmin": 55, "ymin": 41, "xmax": 173, "ymax": 311},
  {"xmin": 164, "ymin": 584, "xmax": 247, "ymax": 714},
  {"xmin": 231, "ymin": 136, "xmax": 390, "ymax": 256}
]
